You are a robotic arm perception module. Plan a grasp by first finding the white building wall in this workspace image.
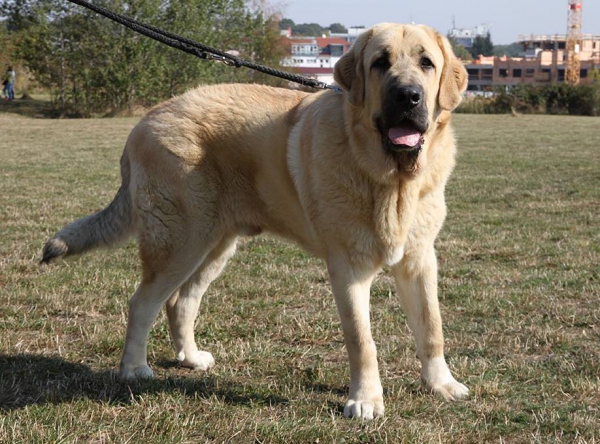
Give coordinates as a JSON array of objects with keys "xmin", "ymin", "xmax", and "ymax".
[{"xmin": 282, "ymin": 56, "xmax": 342, "ymax": 68}]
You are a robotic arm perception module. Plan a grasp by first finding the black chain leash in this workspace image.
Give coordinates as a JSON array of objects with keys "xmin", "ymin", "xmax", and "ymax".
[{"xmin": 66, "ymin": 0, "xmax": 343, "ymax": 94}]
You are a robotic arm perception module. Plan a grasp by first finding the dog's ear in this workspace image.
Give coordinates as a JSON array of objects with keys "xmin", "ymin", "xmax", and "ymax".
[
  {"xmin": 334, "ymin": 29, "xmax": 373, "ymax": 106},
  {"xmin": 436, "ymin": 33, "xmax": 468, "ymax": 111}
]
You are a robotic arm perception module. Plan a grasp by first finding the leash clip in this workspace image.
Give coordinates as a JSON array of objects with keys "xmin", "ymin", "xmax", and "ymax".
[
  {"xmin": 313, "ymin": 80, "xmax": 343, "ymax": 95},
  {"xmin": 326, "ymin": 84, "xmax": 344, "ymax": 95},
  {"xmin": 202, "ymin": 52, "xmax": 240, "ymax": 67}
]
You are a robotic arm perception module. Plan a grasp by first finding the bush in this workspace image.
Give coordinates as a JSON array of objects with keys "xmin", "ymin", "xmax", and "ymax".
[
  {"xmin": 458, "ymin": 82, "xmax": 600, "ymax": 116},
  {"xmin": 565, "ymin": 84, "xmax": 600, "ymax": 116}
]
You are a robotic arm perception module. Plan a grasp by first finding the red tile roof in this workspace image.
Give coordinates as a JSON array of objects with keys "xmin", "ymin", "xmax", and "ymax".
[{"xmin": 316, "ymin": 37, "xmax": 350, "ymax": 48}]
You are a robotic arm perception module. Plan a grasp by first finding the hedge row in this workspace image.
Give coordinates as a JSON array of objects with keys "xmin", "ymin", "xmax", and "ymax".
[{"xmin": 457, "ymin": 82, "xmax": 600, "ymax": 116}]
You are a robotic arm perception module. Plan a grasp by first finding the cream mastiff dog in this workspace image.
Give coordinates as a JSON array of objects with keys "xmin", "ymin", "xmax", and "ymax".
[{"xmin": 42, "ymin": 23, "xmax": 469, "ymax": 419}]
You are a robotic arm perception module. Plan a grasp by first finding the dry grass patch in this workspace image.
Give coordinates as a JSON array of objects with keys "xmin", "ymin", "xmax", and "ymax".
[{"xmin": 1, "ymin": 112, "xmax": 598, "ymax": 443}]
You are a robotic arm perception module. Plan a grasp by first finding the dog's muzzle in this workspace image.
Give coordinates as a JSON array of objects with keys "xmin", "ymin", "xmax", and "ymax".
[{"xmin": 380, "ymin": 84, "xmax": 429, "ymax": 153}]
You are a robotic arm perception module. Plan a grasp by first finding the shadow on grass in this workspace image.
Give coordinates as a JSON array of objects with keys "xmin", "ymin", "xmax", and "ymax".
[
  {"xmin": 0, "ymin": 354, "xmax": 288, "ymax": 411},
  {"xmin": 0, "ymin": 96, "xmax": 58, "ymax": 118}
]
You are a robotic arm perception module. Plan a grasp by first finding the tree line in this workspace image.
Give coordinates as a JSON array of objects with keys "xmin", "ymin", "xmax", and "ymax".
[
  {"xmin": 457, "ymin": 80, "xmax": 600, "ymax": 116},
  {"xmin": 278, "ymin": 19, "xmax": 350, "ymax": 37},
  {"xmin": 2, "ymin": 0, "xmax": 287, "ymax": 116},
  {"xmin": 447, "ymin": 33, "xmax": 521, "ymax": 61}
]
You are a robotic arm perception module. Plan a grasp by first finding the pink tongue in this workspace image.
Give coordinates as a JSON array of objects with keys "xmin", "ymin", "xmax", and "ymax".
[{"xmin": 388, "ymin": 126, "xmax": 421, "ymax": 147}]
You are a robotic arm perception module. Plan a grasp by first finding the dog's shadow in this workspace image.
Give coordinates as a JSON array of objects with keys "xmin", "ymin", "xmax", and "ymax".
[{"xmin": 0, "ymin": 354, "xmax": 289, "ymax": 411}]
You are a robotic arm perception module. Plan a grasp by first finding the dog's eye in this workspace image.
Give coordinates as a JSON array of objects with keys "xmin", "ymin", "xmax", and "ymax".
[
  {"xmin": 421, "ymin": 56, "xmax": 434, "ymax": 70},
  {"xmin": 372, "ymin": 55, "xmax": 390, "ymax": 70}
]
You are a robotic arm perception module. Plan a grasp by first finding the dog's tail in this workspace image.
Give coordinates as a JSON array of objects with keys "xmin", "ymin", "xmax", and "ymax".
[{"xmin": 41, "ymin": 151, "xmax": 135, "ymax": 264}]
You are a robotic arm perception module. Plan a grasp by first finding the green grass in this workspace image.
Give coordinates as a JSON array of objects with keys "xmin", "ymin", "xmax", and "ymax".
[{"xmin": 0, "ymin": 111, "xmax": 598, "ymax": 443}]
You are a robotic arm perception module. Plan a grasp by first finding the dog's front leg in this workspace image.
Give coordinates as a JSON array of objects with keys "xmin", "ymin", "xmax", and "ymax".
[
  {"xmin": 327, "ymin": 255, "xmax": 383, "ymax": 419},
  {"xmin": 392, "ymin": 247, "xmax": 469, "ymax": 401}
]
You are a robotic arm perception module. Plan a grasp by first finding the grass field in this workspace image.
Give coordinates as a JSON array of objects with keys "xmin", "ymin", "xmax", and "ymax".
[{"xmin": 0, "ymin": 108, "xmax": 598, "ymax": 443}]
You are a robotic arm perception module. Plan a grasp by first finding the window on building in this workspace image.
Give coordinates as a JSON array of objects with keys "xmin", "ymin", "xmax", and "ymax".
[
  {"xmin": 580, "ymin": 69, "xmax": 588, "ymax": 78},
  {"xmin": 330, "ymin": 44, "xmax": 344, "ymax": 57},
  {"xmin": 540, "ymin": 68, "xmax": 552, "ymax": 81},
  {"xmin": 467, "ymin": 68, "xmax": 479, "ymax": 81},
  {"xmin": 525, "ymin": 69, "xmax": 535, "ymax": 77},
  {"xmin": 499, "ymin": 68, "xmax": 508, "ymax": 78},
  {"xmin": 481, "ymin": 69, "xmax": 493, "ymax": 80},
  {"xmin": 513, "ymin": 69, "xmax": 522, "ymax": 77},
  {"xmin": 558, "ymin": 69, "xmax": 565, "ymax": 81}
]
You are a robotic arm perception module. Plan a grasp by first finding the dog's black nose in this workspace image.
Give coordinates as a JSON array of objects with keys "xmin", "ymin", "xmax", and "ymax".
[{"xmin": 396, "ymin": 85, "xmax": 422, "ymax": 109}]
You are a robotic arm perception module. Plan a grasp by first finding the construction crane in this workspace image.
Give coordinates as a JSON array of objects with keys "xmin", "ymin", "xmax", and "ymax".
[{"xmin": 565, "ymin": 0, "xmax": 583, "ymax": 84}]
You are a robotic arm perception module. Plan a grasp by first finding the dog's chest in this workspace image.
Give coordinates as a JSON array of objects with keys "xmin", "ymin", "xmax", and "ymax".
[
  {"xmin": 372, "ymin": 185, "xmax": 418, "ymax": 267},
  {"xmin": 382, "ymin": 244, "xmax": 405, "ymax": 266},
  {"xmin": 375, "ymin": 217, "xmax": 408, "ymax": 266}
]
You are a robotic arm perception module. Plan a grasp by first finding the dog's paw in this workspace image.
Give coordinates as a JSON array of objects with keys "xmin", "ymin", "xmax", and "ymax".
[
  {"xmin": 427, "ymin": 379, "xmax": 469, "ymax": 401},
  {"xmin": 177, "ymin": 350, "xmax": 215, "ymax": 371},
  {"xmin": 421, "ymin": 358, "xmax": 469, "ymax": 401},
  {"xmin": 421, "ymin": 357, "xmax": 469, "ymax": 402},
  {"xmin": 343, "ymin": 398, "xmax": 384, "ymax": 420},
  {"xmin": 118, "ymin": 363, "xmax": 154, "ymax": 380}
]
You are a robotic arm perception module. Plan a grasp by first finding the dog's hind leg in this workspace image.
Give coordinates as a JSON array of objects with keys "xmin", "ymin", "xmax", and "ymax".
[
  {"xmin": 118, "ymin": 219, "xmax": 223, "ymax": 380},
  {"xmin": 118, "ymin": 247, "xmax": 213, "ymax": 379},
  {"xmin": 165, "ymin": 235, "xmax": 238, "ymax": 371}
]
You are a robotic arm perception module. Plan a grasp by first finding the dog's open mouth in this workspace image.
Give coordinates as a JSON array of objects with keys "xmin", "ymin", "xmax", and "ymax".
[{"xmin": 386, "ymin": 122, "xmax": 424, "ymax": 152}]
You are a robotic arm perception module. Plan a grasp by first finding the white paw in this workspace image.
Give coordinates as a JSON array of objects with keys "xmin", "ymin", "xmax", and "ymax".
[
  {"xmin": 118, "ymin": 363, "xmax": 154, "ymax": 380},
  {"xmin": 343, "ymin": 398, "xmax": 384, "ymax": 420},
  {"xmin": 177, "ymin": 350, "xmax": 215, "ymax": 371},
  {"xmin": 427, "ymin": 379, "xmax": 469, "ymax": 401},
  {"xmin": 421, "ymin": 357, "xmax": 469, "ymax": 401}
]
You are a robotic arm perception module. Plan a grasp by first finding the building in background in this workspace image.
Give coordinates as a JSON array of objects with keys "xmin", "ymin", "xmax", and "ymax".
[
  {"xmin": 281, "ymin": 21, "xmax": 599, "ymax": 92},
  {"xmin": 448, "ymin": 24, "xmax": 492, "ymax": 49},
  {"xmin": 281, "ymin": 28, "xmax": 366, "ymax": 86},
  {"xmin": 466, "ymin": 34, "xmax": 600, "ymax": 91},
  {"xmin": 330, "ymin": 27, "xmax": 367, "ymax": 46}
]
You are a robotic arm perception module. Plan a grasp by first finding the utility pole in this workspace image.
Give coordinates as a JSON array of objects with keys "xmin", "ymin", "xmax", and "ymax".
[{"xmin": 565, "ymin": 0, "xmax": 583, "ymax": 84}]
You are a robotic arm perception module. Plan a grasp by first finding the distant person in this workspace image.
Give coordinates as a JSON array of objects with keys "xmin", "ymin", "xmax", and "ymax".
[{"xmin": 4, "ymin": 66, "xmax": 15, "ymax": 101}]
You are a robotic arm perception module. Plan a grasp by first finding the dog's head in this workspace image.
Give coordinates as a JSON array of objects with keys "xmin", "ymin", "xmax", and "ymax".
[{"xmin": 334, "ymin": 23, "xmax": 467, "ymax": 179}]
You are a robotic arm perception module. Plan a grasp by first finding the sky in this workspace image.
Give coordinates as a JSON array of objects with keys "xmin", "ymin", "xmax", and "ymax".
[{"xmin": 280, "ymin": 0, "xmax": 600, "ymax": 45}]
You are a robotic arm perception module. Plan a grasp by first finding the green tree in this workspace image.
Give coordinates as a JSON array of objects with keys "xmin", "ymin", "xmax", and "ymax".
[
  {"xmin": 492, "ymin": 43, "xmax": 521, "ymax": 57},
  {"xmin": 446, "ymin": 35, "xmax": 472, "ymax": 61},
  {"xmin": 588, "ymin": 68, "xmax": 600, "ymax": 83},
  {"xmin": 328, "ymin": 23, "xmax": 347, "ymax": 34},
  {"xmin": 3, "ymin": 0, "xmax": 288, "ymax": 116},
  {"xmin": 279, "ymin": 18, "xmax": 295, "ymax": 30},
  {"xmin": 292, "ymin": 23, "xmax": 324, "ymax": 37},
  {"xmin": 470, "ymin": 32, "xmax": 494, "ymax": 58}
]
